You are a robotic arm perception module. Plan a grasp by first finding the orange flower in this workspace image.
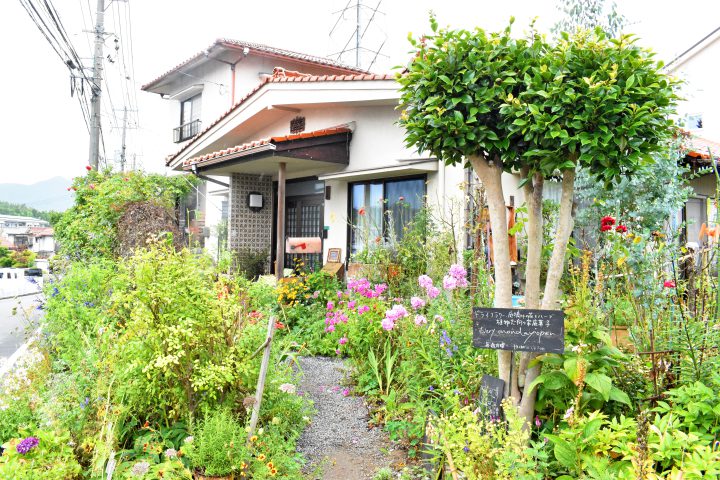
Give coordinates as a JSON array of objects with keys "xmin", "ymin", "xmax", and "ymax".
[{"xmin": 358, "ymin": 207, "xmax": 366, "ymax": 216}]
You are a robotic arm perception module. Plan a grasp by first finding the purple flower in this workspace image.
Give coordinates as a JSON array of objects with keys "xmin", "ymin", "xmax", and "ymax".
[
  {"xmin": 326, "ymin": 301, "xmax": 335, "ymax": 310},
  {"xmin": 418, "ymin": 275, "xmax": 433, "ymax": 289},
  {"xmin": 443, "ymin": 275, "xmax": 457, "ymax": 290},
  {"xmin": 16, "ymin": 436, "xmax": 39, "ymax": 454},
  {"xmin": 338, "ymin": 337, "xmax": 348, "ymax": 345},
  {"xmin": 428, "ymin": 385, "xmax": 435, "ymax": 391},
  {"xmin": 449, "ymin": 263, "xmax": 467, "ymax": 280},
  {"xmin": 410, "ymin": 296, "xmax": 426, "ymax": 310},
  {"xmin": 358, "ymin": 305, "xmax": 370, "ymax": 315},
  {"xmin": 427, "ymin": 286, "xmax": 440, "ymax": 299},
  {"xmin": 414, "ymin": 314, "xmax": 427, "ymax": 326},
  {"xmin": 381, "ymin": 317, "xmax": 395, "ymax": 331},
  {"xmin": 535, "ymin": 416, "xmax": 542, "ymax": 428}
]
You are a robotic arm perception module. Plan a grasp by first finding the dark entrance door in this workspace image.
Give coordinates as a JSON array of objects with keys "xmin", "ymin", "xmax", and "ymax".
[{"xmin": 285, "ymin": 194, "xmax": 324, "ymax": 271}]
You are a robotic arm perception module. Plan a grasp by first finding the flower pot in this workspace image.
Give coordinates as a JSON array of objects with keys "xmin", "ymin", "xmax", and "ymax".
[
  {"xmin": 193, "ymin": 471, "xmax": 233, "ymax": 480},
  {"xmin": 611, "ymin": 325, "xmax": 634, "ymax": 351}
]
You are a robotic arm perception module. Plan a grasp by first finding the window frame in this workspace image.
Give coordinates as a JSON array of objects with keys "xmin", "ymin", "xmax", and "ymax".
[{"xmin": 346, "ymin": 174, "xmax": 427, "ymax": 257}]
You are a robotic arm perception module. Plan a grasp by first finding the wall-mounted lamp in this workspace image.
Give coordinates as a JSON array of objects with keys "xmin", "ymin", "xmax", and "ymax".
[{"xmin": 247, "ymin": 191, "xmax": 264, "ymax": 211}]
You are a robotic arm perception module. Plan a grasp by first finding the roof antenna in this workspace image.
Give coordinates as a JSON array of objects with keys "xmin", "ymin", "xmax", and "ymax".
[{"xmin": 328, "ymin": 0, "xmax": 388, "ymax": 70}]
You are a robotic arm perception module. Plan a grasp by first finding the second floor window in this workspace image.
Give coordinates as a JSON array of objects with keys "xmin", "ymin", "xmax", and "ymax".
[{"xmin": 175, "ymin": 94, "xmax": 202, "ymax": 142}]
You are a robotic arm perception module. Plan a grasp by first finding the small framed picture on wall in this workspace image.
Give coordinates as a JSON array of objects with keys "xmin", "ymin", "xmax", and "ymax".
[{"xmin": 327, "ymin": 248, "xmax": 342, "ymax": 264}]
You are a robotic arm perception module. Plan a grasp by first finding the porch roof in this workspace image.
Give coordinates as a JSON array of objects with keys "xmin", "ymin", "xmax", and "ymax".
[
  {"xmin": 165, "ymin": 68, "xmax": 396, "ymax": 167},
  {"xmin": 182, "ymin": 125, "xmax": 353, "ymax": 177},
  {"xmin": 684, "ymin": 134, "xmax": 720, "ymax": 160}
]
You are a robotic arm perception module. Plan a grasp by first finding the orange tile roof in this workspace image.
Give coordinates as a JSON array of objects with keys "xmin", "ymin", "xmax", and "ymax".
[
  {"xmin": 142, "ymin": 39, "xmax": 368, "ymax": 91},
  {"xmin": 684, "ymin": 134, "xmax": 720, "ymax": 159},
  {"xmin": 28, "ymin": 227, "xmax": 54, "ymax": 237},
  {"xmin": 182, "ymin": 125, "xmax": 353, "ymax": 169},
  {"xmin": 165, "ymin": 68, "xmax": 395, "ymax": 166}
]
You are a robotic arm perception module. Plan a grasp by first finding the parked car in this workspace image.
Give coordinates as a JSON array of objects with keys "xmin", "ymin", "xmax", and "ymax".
[{"xmin": 24, "ymin": 268, "xmax": 43, "ymax": 277}]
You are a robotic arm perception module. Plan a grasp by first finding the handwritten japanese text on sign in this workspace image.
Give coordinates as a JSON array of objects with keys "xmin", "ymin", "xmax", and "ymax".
[{"xmin": 472, "ymin": 307, "xmax": 564, "ymax": 354}]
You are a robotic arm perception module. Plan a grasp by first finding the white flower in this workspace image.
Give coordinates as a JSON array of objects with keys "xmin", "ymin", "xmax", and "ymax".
[
  {"xmin": 164, "ymin": 448, "xmax": 178, "ymax": 458},
  {"xmin": 131, "ymin": 461, "xmax": 150, "ymax": 476},
  {"xmin": 279, "ymin": 383, "xmax": 296, "ymax": 394},
  {"xmin": 563, "ymin": 407, "xmax": 575, "ymax": 420},
  {"xmin": 183, "ymin": 436, "xmax": 194, "ymax": 444}
]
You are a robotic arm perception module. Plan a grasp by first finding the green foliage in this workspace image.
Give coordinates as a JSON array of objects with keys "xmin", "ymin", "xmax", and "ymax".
[
  {"xmin": 552, "ymin": 0, "xmax": 626, "ymax": 38},
  {"xmin": 0, "ymin": 429, "xmax": 83, "ymax": 479},
  {"xmin": 430, "ymin": 399, "xmax": 544, "ymax": 479},
  {"xmin": 108, "ymin": 240, "xmax": 259, "ymax": 424},
  {"xmin": 9, "ymin": 249, "xmax": 35, "ymax": 268},
  {"xmin": 184, "ymin": 409, "xmax": 248, "ymax": 476},
  {"xmin": 54, "ymin": 170, "xmax": 194, "ymax": 260},
  {"xmin": 236, "ymin": 247, "xmax": 270, "ymax": 280},
  {"xmin": 653, "ymin": 379, "xmax": 720, "ymax": 444},
  {"xmin": 0, "ymin": 246, "xmax": 11, "ymax": 267},
  {"xmin": 0, "ymin": 200, "xmax": 57, "ymax": 222},
  {"xmin": 575, "ymin": 143, "xmax": 693, "ymax": 245},
  {"xmin": 398, "ymin": 18, "xmax": 677, "ymax": 184}
]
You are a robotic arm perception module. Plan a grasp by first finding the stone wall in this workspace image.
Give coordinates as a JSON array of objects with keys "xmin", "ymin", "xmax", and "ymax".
[{"xmin": 229, "ymin": 173, "xmax": 273, "ymax": 272}]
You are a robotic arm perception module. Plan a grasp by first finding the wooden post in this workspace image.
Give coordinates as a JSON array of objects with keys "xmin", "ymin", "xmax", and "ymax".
[
  {"xmin": 276, "ymin": 162, "xmax": 286, "ymax": 280},
  {"xmin": 248, "ymin": 315, "xmax": 277, "ymax": 441}
]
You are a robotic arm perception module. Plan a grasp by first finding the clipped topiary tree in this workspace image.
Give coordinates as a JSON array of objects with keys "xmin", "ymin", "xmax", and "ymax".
[{"xmin": 398, "ymin": 17, "xmax": 677, "ymax": 423}]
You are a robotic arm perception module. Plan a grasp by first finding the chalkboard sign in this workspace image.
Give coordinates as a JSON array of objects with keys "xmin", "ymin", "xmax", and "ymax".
[
  {"xmin": 472, "ymin": 307, "xmax": 564, "ymax": 354},
  {"xmin": 479, "ymin": 374, "xmax": 505, "ymax": 420}
]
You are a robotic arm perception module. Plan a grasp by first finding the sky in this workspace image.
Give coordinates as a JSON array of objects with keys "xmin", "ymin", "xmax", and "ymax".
[{"xmin": 1, "ymin": 0, "xmax": 719, "ymax": 185}]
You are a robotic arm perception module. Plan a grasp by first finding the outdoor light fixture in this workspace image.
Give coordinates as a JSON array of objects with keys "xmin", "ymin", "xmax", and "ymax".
[{"xmin": 247, "ymin": 191, "xmax": 263, "ymax": 211}]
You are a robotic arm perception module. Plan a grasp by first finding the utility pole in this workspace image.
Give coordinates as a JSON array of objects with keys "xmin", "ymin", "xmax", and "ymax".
[
  {"xmin": 120, "ymin": 106, "xmax": 128, "ymax": 171},
  {"xmin": 88, "ymin": 0, "xmax": 106, "ymax": 169}
]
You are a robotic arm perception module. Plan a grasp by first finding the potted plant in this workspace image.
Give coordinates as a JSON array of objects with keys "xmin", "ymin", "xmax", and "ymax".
[
  {"xmin": 609, "ymin": 296, "xmax": 634, "ymax": 350},
  {"xmin": 184, "ymin": 409, "xmax": 248, "ymax": 480}
]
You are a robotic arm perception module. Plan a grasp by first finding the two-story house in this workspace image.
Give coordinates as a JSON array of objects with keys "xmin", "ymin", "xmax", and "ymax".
[
  {"xmin": 143, "ymin": 39, "xmax": 526, "ymax": 277},
  {"xmin": 666, "ymin": 26, "xmax": 720, "ymax": 245}
]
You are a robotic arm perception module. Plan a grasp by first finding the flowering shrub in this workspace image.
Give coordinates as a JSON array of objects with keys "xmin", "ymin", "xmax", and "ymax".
[{"xmin": 0, "ymin": 429, "xmax": 82, "ymax": 478}]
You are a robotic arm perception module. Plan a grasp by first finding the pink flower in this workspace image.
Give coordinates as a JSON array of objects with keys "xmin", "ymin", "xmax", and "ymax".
[
  {"xmin": 414, "ymin": 315, "xmax": 427, "ymax": 326},
  {"xmin": 325, "ymin": 325, "xmax": 335, "ymax": 333},
  {"xmin": 456, "ymin": 277, "xmax": 468, "ymax": 288},
  {"xmin": 89, "ymin": 183, "xmax": 96, "ymax": 190},
  {"xmin": 327, "ymin": 301, "xmax": 335, "ymax": 310},
  {"xmin": 443, "ymin": 275, "xmax": 457, "ymax": 290},
  {"xmin": 448, "ymin": 263, "xmax": 467, "ymax": 280},
  {"xmin": 335, "ymin": 349, "xmax": 341, "ymax": 355},
  {"xmin": 342, "ymin": 388, "xmax": 350, "ymax": 396},
  {"xmin": 337, "ymin": 291, "xmax": 343, "ymax": 299},
  {"xmin": 312, "ymin": 291, "xmax": 320, "ymax": 298},
  {"xmin": 664, "ymin": 280, "xmax": 676, "ymax": 288},
  {"xmin": 410, "ymin": 296, "xmax": 426, "ymax": 310},
  {"xmin": 347, "ymin": 300, "xmax": 356, "ymax": 309},
  {"xmin": 418, "ymin": 275, "xmax": 433, "ymax": 289},
  {"xmin": 381, "ymin": 317, "xmax": 395, "ymax": 331},
  {"xmin": 358, "ymin": 305, "xmax": 370, "ymax": 315},
  {"xmin": 434, "ymin": 314, "xmax": 445, "ymax": 322},
  {"xmin": 427, "ymin": 286, "xmax": 440, "ymax": 299},
  {"xmin": 374, "ymin": 283, "xmax": 388, "ymax": 296},
  {"xmin": 338, "ymin": 337, "xmax": 348, "ymax": 345}
]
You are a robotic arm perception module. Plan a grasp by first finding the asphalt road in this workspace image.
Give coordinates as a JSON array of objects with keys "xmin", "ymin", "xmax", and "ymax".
[{"xmin": 0, "ymin": 269, "xmax": 44, "ymax": 362}]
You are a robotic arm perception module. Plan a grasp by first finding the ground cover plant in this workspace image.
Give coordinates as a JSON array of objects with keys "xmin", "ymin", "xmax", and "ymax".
[{"xmin": 0, "ymin": 171, "xmax": 311, "ymax": 479}]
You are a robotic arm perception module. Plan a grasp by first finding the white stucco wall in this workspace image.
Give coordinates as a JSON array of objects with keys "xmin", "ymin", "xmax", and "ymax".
[{"xmin": 669, "ymin": 34, "xmax": 720, "ymax": 141}]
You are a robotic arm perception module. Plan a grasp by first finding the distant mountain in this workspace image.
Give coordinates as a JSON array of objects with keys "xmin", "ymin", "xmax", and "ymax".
[{"xmin": 0, "ymin": 177, "xmax": 74, "ymax": 212}]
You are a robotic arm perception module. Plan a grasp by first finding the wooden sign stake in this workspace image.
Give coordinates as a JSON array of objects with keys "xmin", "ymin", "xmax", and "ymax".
[{"xmin": 247, "ymin": 315, "xmax": 276, "ymax": 443}]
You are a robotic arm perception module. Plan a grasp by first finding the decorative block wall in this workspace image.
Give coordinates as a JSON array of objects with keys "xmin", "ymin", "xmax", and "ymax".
[{"xmin": 229, "ymin": 173, "xmax": 273, "ymax": 268}]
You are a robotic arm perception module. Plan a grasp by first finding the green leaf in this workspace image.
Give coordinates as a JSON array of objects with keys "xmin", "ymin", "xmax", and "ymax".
[
  {"xmin": 626, "ymin": 74, "xmax": 635, "ymax": 88},
  {"xmin": 609, "ymin": 386, "xmax": 631, "ymax": 405},
  {"xmin": 585, "ymin": 372, "xmax": 612, "ymax": 401},
  {"xmin": 546, "ymin": 435, "xmax": 577, "ymax": 469},
  {"xmin": 582, "ymin": 418, "xmax": 603, "ymax": 440}
]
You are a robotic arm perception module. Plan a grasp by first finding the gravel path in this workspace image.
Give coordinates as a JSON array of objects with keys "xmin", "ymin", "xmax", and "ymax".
[{"xmin": 296, "ymin": 356, "xmax": 401, "ymax": 479}]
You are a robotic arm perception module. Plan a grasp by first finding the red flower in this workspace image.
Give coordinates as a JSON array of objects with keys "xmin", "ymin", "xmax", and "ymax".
[
  {"xmin": 600, "ymin": 224, "xmax": 613, "ymax": 232},
  {"xmin": 67, "ymin": 187, "xmax": 71, "ymax": 191},
  {"xmin": 71, "ymin": 187, "xmax": 77, "ymax": 191},
  {"xmin": 123, "ymin": 177, "xmax": 129, "ymax": 182},
  {"xmin": 275, "ymin": 321, "xmax": 285, "ymax": 330},
  {"xmin": 358, "ymin": 207, "xmax": 366, "ymax": 216},
  {"xmin": 663, "ymin": 280, "xmax": 676, "ymax": 288},
  {"xmin": 601, "ymin": 215, "xmax": 616, "ymax": 226},
  {"xmin": 615, "ymin": 225, "xmax": 628, "ymax": 233},
  {"xmin": 86, "ymin": 165, "xmax": 92, "ymax": 171}
]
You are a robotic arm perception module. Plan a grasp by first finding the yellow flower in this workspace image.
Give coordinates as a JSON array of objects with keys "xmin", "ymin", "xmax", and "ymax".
[
  {"xmin": 258, "ymin": 453, "xmax": 266, "ymax": 461},
  {"xmin": 267, "ymin": 461, "xmax": 274, "ymax": 469},
  {"xmin": 270, "ymin": 468, "xmax": 278, "ymax": 476},
  {"xmin": 250, "ymin": 435, "xmax": 258, "ymax": 442}
]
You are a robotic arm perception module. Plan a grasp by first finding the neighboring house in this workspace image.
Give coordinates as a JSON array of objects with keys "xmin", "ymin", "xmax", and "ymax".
[
  {"xmin": 666, "ymin": 27, "xmax": 720, "ymax": 245},
  {"xmin": 144, "ymin": 39, "xmax": 527, "ymax": 275},
  {"xmin": 27, "ymin": 227, "xmax": 56, "ymax": 258},
  {"xmin": 0, "ymin": 215, "xmax": 50, "ymax": 250}
]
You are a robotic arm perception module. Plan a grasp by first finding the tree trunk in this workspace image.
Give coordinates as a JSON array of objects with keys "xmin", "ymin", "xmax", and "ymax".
[
  {"xmin": 469, "ymin": 155, "xmax": 513, "ymax": 397},
  {"xmin": 542, "ymin": 168, "xmax": 576, "ymax": 310},
  {"xmin": 518, "ymin": 167, "xmax": 576, "ymax": 424},
  {"xmin": 523, "ymin": 171, "xmax": 544, "ymax": 310}
]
